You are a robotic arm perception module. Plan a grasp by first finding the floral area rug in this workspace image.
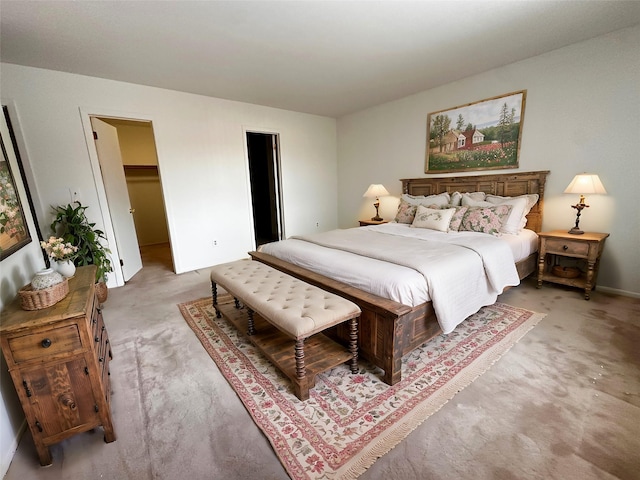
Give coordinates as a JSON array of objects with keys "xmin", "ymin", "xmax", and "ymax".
[{"xmin": 178, "ymin": 295, "xmax": 545, "ymax": 480}]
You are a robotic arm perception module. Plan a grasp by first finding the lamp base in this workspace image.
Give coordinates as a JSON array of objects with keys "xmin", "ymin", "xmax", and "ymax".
[
  {"xmin": 569, "ymin": 202, "xmax": 588, "ymax": 235},
  {"xmin": 371, "ymin": 215, "xmax": 383, "ymax": 222}
]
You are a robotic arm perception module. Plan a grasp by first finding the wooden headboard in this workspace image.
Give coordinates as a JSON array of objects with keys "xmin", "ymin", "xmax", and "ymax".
[{"xmin": 400, "ymin": 170, "xmax": 549, "ymax": 233}]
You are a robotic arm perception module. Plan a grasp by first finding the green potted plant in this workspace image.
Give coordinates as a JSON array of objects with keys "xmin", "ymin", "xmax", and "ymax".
[{"xmin": 50, "ymin": 201, "xmax": 113, "ymax": 302}]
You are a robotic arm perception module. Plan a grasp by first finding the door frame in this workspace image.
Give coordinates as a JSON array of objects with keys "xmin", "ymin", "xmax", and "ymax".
[
  {"xmin": 242, "ymin": 126, "xmax": 285, "ymax": 249},
  {"xmin": 79, "ymin": 107, "xmax": 171, "ymax": 287}
]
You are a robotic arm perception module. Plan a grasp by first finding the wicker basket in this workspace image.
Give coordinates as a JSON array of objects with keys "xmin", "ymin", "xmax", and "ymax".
[
  {"xmin": 552, "ymin": 265, "xmax": 581, "ymax": 279},
  {"xmin": 19, "ymin": 278, "xmax": 69, "ymax": 310}
]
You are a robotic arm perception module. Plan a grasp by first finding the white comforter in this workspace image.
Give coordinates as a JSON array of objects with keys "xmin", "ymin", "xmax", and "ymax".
[{"xmin": 260, "ymin": 223, "xmax": 521, "ymax": 334}]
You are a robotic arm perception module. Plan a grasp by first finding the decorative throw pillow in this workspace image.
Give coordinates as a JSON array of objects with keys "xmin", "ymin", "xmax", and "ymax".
[
  {"xmin": 411, "ymin": 205, "xmax": 456, "ymax": 232},
  {"xmin": 425, "ymin": 204, "xmax": 470, "ymax": 231},
  {"xmin": 461, "ymin": 196, "xmax": 528, "ymax": 235},
  {"xmin": 448, "ymin": 205, "xmax": 469, "ymax": 231},
  {"xmin": 394, "ymin": 199, "xmax": 418, "ymax": 224},
  {"xmin": 401, "ymin": 192, "xmax": 451, "ymax": 207},
  {"xmin": 459, "ymin": 205, "xmax": 513, "ymax": 236}
]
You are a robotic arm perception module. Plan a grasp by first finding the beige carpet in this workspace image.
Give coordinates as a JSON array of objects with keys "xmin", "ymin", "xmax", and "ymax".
[
  {"xmin": 180, "ymin": 295, "xmax": 545, "ymax": 479},
  {"xmin": 3, "ymin": 243, "xmax": 639, "ymax": 480}
]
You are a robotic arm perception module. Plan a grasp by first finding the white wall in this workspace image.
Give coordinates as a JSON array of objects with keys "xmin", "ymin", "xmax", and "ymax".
[
  {"xmin": 337, "ymin": 25, "xmax": 640, "ymax": 297},
  {"xmin": 0, "ymin": 66, "xmax": 337, "ymax": 473},
  {"xmin": 0, "ymin": 109, "xmax": 47, "ymax": 478},
  {"xmin": 0, "ymin": 64, "xmax": 338, "ymax": 278}
]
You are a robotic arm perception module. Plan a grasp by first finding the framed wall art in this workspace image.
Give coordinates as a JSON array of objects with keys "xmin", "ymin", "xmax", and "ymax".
[
  {"xmin": 0, "ymin": 133, "xmax": 31, "ymax": 259},
  {"xmin": 425, "ymin": 90, "xmax": 526, "ymax": 173}
]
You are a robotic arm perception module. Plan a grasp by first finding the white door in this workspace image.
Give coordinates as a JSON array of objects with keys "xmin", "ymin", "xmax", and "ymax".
[{"xmin": 90, "ymin": 117, "xmax": 142, "ymax": 281}]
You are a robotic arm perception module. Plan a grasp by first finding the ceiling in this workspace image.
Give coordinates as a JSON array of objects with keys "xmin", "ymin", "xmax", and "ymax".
[{"xmin": 1, "ymin": 1, "xmax": 639, "ymax": 118}]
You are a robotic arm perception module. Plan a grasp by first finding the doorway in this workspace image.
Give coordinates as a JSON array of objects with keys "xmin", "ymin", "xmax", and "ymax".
[
  {"xmin": 90, "ymin": 116, "xmax": 173, "ymax": 283},
  {"xmin": 246, "ymin": 132, "xmax": 284, "ymax": 247}
]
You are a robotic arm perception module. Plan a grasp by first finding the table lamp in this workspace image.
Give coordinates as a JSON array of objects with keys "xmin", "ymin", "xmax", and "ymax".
[
  {"xmin": 564, "ymin": 173, "xmax": 607, "ymax": 235},
  {"xmin": 363, "ymin": 184, "xmax": 389, "ymax": 221}
]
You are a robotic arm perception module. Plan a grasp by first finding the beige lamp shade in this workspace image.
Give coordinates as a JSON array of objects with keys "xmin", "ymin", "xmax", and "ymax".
[
  {"xmin": 564, "ymin": 174, "xmax": 607, "ymax": 195},
  {"xmin": 363, "ymin": 184, "xmax": 390, "ymax": 198},
  {"xmin": 363, "ymin": 184, "xmax": 389, "ymax": 222},
  {"xmin": 564, "ymin": 173, "xmax": 606, "ymax": 235}
]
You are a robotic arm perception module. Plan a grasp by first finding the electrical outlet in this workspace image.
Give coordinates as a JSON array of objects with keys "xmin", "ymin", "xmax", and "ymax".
[
  {"xmin": 316, "ymin": 222, "xmax": 319, "ymax": 228},
  {"xmin": 212, "ymin": 239, "xmax": 219, "ymax": 247}
]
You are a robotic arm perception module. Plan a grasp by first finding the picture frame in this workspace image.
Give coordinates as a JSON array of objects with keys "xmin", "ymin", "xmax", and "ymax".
[
  {"xmin": 425, "ymin": 90, "xmax": 526, "ymax": 173},
  {"xmin": 0, "ymin": 133, "xmax": 32, "ymax": 260}
]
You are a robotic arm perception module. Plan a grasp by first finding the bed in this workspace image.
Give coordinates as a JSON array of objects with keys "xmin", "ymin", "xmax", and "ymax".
[{"xmin": 249, "ymin": 170, "xmax": 549, "ymax": 385}]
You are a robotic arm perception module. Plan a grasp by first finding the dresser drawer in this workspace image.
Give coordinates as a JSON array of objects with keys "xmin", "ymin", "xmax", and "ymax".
[
  {"xmin": 8, "ymin": 324, "xmax": 82, "ymax": 364},
  {"xmin": 544, "ymin": 238, "xmax": 589, "ymax": 257}
]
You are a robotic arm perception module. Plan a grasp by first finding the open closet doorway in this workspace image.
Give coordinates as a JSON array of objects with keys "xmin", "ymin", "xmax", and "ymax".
[
  {"xmin": 246, "ymin": 131, "xmax": 284, "ymax": 247},
  {"xmin": 91, "ymin": 117, "xmax": 173, "ymax": 281}
]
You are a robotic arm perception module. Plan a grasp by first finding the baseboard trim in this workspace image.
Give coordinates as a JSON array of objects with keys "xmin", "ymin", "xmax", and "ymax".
[
  {"xmin": 1, "ymin": 419, "xmax": 26, "ymax": 478},
  {"xmin": 598, "ymin": 286, "xmax": 640, "ymax": 299}
]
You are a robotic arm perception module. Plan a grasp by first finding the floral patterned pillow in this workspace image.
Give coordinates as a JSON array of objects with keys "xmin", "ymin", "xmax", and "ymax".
[
  {"xmin": 448, "ymin": 205, "xmax": 469, "ymax": 231},
  {"xmin": 394, "ymin": 199, "xmax": 418, "ymax": 224},
  {"xmin": 459, "ymin": 205, "xmax": 513, "ymax": 236},
  {"xmin": 411, "ymin": 205, "xmax": 456, "ymax": 232}
]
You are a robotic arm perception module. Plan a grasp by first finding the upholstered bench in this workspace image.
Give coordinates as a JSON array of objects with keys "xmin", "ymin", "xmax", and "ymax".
[{"xmin": 210, "ymin": 259, "xmax": 360, "ymax": 400}]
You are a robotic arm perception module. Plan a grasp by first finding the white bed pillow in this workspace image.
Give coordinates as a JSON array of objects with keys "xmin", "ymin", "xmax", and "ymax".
[
  {"xmin": 450, "ymin": 191, "xmax": 487, "ymax": 206},
  {"xmin": 401, "ymin": 192, "xmax": 450, "ymax": 207},
  {"xmin": 485, "ymin": 193, "xmax": 539, "ymax": 224},
  {"xmin": 461, "ymin": 196, "xmax": 529, "ymax": 235},
  {"xmin": 485, "ymin": 194, "xmax": 539, "ymax": 232},
  {"xmin": 411, "ymin": 205, "xmax": 456, "ymax": 232}
]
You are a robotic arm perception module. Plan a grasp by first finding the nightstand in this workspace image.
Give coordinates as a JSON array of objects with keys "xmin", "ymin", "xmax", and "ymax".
[
  {"xmin": 537, "ymin": 230, "xmax": 609, "ymax": 300},
  {"xmin": 359, "ymin": 219, "xmax": 388, "ymax": 226}
]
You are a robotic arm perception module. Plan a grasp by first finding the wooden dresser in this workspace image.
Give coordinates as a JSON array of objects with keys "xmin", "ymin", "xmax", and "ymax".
[{"xmin": 0, "ymin": 265, "xmax": 116, "ymax": 465}]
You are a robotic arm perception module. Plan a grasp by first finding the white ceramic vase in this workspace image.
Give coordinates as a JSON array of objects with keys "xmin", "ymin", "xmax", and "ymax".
[
  {"xmin": 31, "ymin": 268, "xmax": 64, "ymax": 290},
  {"xmin": 55, "ymin": 259, "xmax": 77, "ymax": 278}
]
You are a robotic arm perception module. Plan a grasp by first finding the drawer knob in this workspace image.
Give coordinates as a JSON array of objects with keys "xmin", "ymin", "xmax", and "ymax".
[
  {"xmin": 41, "ymin": 338, "xmax": 52, "ymax": 348},
  {"xmin": 60, "ymin": 394, "xmax": 77, "ymax": 410},
  {"xmin": 563, "ymin": 245, "xmax": 569, "ymax": 250}
]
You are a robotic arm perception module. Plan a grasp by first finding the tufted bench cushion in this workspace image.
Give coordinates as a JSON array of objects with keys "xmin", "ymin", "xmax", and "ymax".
[
  {"xmin": 210, "ymin": 259, "xmax": 361, "ymax": 339},
  {"xmin": 210, "ymin": 259, "xmax": 360, "ymax": 400}
]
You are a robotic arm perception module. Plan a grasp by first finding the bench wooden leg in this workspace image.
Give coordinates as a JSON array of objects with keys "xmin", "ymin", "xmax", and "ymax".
[
  {"xmin": 349, "ymin": 316, "xmax": 358, "ymax": 374},
  {"xmin": 294, "ymin": 339, "xmax": 311, "ymax": 400},
  {"xmin": 247, "ymin": 308, "xmax": 255, "ymax": 336},
  {"xmin": 295, "ymin": 339, "xmax": 306, "ymax": 380},
  {"xmin": 211, "ymin": 282, "xmax": 221, "ymax": 318}
]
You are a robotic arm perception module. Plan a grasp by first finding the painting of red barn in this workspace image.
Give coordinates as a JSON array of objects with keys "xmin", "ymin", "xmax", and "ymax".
[{"xmin": 425, "ymin": 90, "xmax": 526, "ymax": 173}]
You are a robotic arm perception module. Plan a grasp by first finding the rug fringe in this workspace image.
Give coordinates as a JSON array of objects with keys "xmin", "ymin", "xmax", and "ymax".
[{"xmin": 337, "ymin": 309, "xmax": 546, "ymax": 479}]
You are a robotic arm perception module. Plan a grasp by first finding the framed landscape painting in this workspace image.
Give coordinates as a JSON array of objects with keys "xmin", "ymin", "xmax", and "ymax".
[
  {"xmin": 0, "ymin": 134, "xmax": 31, "ymax": 260},
  {"xmin": 425, "ymin": 90, "xmax": 526, "ymax": 173}
]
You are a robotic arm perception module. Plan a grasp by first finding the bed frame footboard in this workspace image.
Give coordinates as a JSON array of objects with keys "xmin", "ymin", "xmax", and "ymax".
[{"xmin": 249, "ymin": 251, "xmax": 440, "ymax": 385}]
